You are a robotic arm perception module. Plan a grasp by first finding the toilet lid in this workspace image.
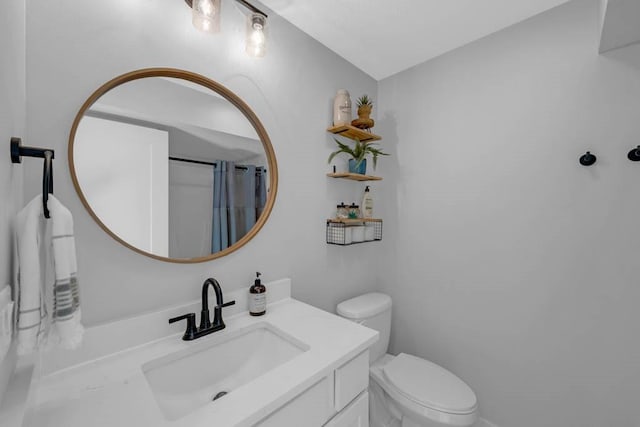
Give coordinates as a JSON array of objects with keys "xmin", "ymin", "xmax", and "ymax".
[{"xmin": 383, "ymin": 353, "xmax": 477, "ymax": 415}]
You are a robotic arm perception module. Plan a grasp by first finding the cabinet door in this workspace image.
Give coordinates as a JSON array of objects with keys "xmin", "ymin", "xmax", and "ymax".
[
  {"xmin": 255, "ymin": 376, "xmax": 334, "ymax": 427},
  {"xmin": 335, "ymin": 351, "xmax": 369, "ymax": 411},
  {"xmin": 324, "ymin": 391, "xmax": 369, "ymax": 427}
]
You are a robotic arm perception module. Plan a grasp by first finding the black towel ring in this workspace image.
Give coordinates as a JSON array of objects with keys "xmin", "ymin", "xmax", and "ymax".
[{"xmin": 10, "ymin": 137, "xmax": 55, "ymax": 218}]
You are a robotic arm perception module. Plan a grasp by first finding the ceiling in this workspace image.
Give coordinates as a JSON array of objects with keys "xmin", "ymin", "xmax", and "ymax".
[{"xmin": 260, "ymin": 0, "xmax": 572, "ymax": 80}]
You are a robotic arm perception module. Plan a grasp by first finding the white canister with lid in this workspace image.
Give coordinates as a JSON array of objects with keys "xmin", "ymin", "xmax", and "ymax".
[
  {"xmin": 364, "ymin": 224, "xmax": 375, "ymax": 241},
  {"xmin": 333, "ymin": 89, "xmax": 352, "ymax": 126},
  {"xmin": 351, "ymin": 225, "xmax": 365, "ymax": 242}
]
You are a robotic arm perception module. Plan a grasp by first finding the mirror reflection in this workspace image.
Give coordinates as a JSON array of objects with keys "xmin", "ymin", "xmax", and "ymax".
[{"xmin": 70, "ymin": 71, "xmax": 276, "ymax": 262}]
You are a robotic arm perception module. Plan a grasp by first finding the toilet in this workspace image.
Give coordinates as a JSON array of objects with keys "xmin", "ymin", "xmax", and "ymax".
[{"xmin": 337, "ymin": 293, "xmax": 478, "ymax": 427}]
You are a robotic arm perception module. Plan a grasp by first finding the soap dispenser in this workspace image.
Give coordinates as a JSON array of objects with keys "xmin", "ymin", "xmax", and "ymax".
[
  {"xmin": 361, "ymin": 186, "xmax": 373, "ymax": 218},
  {"xmin": 249, "ymin": 272, "xmax": 266, "ymax": 316}
]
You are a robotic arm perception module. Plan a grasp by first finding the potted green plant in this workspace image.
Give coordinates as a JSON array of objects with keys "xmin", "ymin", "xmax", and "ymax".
[
  {"xmin": 351, "ymin": 95, "xmax": 374, "ymax": 129},
  {"xmin": 328, "ymin": 138, "xmax": 389, "ymax": 175}
]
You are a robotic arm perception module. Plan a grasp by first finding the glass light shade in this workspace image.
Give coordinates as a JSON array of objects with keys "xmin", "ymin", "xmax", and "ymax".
[
  {"xmin": 192, "ymin": 0, "xmax": 221, "ymax": 33},
  {"xmin": 246, "ymin": 14, "xmax": 267, "ymax": 57}
]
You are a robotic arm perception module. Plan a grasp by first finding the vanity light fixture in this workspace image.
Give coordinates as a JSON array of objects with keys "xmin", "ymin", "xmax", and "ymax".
[
  {"xmin": 191, "ymin": 0, "xmax": 221, "ymax": 33},
  {"xmin": 184, "ymin": 0, "xmax": 268, "ymax": 57},
  {"xmin": 246, "ymin": 13, "xmax": 267, "ymax": 57}
]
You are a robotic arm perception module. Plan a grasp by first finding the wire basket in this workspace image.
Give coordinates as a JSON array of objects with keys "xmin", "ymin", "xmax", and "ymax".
[{"xmin": 326, "ymin": 219, "xmax": 382, "ymax": 245}]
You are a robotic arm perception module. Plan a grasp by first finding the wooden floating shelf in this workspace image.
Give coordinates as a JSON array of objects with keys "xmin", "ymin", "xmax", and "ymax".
[
  {"xmin": 327, "ymin": 125, "xmax": 381, "ymax": 143},
  {"xmin": 327, "ymin": 218, "xmax": 382, "ymax": 225},
  {"xmin": 327, "ymin": 172, "xmax": 382, "ymax": 181}
]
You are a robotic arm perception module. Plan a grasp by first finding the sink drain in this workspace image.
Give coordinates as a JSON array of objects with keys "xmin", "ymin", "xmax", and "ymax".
[{"xmin": 212, "ymin": 391, "xmax": 228, "ymax": 401}]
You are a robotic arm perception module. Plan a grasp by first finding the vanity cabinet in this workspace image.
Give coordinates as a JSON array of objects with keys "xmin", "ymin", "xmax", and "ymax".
[
  {"xmin": 324, "ymin": 392, "xmax": 369, "ymax": 427},
  {"xmin": 334, "ymin": 350, "xmax": 369, "ymax": 411},
  {"xmin": 255, "ymin": 351, "xmax": 370, "ymax": 427},
  {"xmin": 255, "ymin": 376, "xmax": 334, "ymax": 427}
]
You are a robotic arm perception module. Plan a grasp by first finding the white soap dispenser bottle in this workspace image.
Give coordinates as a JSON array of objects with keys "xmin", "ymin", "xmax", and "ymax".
[{"xmin": 361, "ymin": 186, "xmax": 373, "ymax": 218}]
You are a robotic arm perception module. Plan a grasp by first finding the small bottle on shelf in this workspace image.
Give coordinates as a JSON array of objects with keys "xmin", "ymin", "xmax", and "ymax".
[{"xmin": 361, "ymin": 186, "xmax": 373, "ymax": 218}]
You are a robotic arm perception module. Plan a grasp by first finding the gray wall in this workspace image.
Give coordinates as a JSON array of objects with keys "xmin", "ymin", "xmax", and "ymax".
[
  {"xmin": 24, "ymin": 0, "xmax": 381, "ymax": 326},
  {"xmin": 376, "ymin": 1, "xmax": 640, "ymax": 426},
  {"xmin": 0, "ymin": 0, "xmax": 25, "ymax": 403}
]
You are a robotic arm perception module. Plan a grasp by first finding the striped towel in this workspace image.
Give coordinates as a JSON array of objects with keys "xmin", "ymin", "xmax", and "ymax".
[
  {"xmin": 15, "ymin": 195, "xmax": 83, "ymax": 354},
  {"xmin": 48, "ymin": 195, "xmax": 83, "ymax": 349}
]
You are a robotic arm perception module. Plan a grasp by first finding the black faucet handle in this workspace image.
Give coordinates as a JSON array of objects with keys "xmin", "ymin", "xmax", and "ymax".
[
  {"xmin": 169, "ymin": 313, "xmax": 198, "ymax": 340},
  {"xmin": 219, "ymin": 300, "xmax": 236, "ymax": 308}
]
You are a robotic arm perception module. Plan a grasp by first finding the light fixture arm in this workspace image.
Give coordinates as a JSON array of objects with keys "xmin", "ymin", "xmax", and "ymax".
[
  {"xmin": 184, "ymin": 0, "xmax": 267, "ymax": 18},
  {"xmin": 235, "ymin": 0, "xmax": 268, "ymax": 18}
]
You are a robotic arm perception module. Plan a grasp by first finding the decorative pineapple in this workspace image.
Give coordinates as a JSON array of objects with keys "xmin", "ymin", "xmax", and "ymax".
[{"xmin": 351, "ymin": 94, "xmax": 374, "ymax": 129}]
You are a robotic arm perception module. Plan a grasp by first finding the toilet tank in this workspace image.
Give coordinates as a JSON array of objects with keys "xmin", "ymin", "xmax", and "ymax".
[{"xmin": 336, "ymin": 293, "xmax": 392, "ymax": 363}]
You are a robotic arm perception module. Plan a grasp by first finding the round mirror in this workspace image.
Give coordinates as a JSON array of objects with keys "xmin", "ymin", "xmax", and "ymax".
[{"xmin": 69, "ymin": 68, "xmax": 278, "ymax": 263}]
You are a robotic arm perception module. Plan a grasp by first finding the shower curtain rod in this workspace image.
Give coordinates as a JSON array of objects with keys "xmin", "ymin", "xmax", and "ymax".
[{"xmin": 169, "ymin": 156, "xmax": 263, "ymax": 171}]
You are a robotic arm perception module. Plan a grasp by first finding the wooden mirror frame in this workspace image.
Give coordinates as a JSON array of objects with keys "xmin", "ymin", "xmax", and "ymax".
[{"xmin": 68, "ymin": 68, "xmax": 278, "ymax": 263}]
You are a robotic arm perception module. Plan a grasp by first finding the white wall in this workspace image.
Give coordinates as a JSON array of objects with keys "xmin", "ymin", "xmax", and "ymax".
[
  {"xmin": 377, "ymin": 1, "xmax": 640, "ymax": 426},
  {"xmin": 0, "ymin": 0, "xmax": 25, "ymax": 405},
  {"xmin": 25, "ymin": 0, "xmax": 380, "ymax": 326}
]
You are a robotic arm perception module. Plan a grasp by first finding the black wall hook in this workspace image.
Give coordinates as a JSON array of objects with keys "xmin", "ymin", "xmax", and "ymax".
[
  {"xmin": 579, "ymin": 151, "xmax": 596, "ymax": 166},
  {"xmin": 628, "ymin": 146, "xmax": 640, "ymax": 162},
  {"xmin": 10, "ymin": 137, "xmax": 55, "ymax": 218}
]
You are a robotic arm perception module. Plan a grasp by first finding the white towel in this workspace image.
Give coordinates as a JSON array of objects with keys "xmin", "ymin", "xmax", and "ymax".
[
  {"xmin": 15, "ymin": 195, "xmax": 83, "ymax": 354},
  {"xmin": 48, "ymin": 196, "xmax": 83, "ymax": 349},
  {"xmin": 15, "ymin": 196, "xmax": 47, "ymax": 355},
  {"xmin": 0, "ymin": 286, "xmax": 13, "ymax": 362}
]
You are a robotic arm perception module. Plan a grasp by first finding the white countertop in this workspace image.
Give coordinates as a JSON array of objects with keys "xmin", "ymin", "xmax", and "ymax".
[{"xmin": 21, "ymin": 281, "xmax": 378, "ymax": 427}]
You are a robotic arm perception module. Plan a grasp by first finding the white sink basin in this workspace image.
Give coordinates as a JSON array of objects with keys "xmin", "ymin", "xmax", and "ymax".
[{"xmin": 142, "ymin": 322, "xmax": 308, "ymax": 421}]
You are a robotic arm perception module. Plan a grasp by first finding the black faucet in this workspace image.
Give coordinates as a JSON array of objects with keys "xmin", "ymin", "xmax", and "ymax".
[{"xmin": 169, "ymin": 278, "xmax": 236, "ymax": 341}]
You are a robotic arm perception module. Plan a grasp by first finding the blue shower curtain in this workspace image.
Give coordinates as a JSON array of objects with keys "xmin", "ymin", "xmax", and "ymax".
[
  {"xmin": 212, "ymin": 161, "xmax": 267, "ymax": 253},
  {"xmin": 256, "ymin": 167, "xmax": 266, "ymax": 219}
]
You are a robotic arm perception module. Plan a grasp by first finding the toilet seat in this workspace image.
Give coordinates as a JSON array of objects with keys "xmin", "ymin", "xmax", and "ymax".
[{"xmin": 382, "ymin": 353, "xmax": 477, "ymax": 415}]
